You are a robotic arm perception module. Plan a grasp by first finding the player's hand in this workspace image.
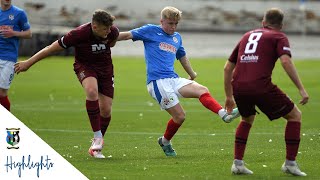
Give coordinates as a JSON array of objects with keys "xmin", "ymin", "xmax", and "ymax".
[
  {"xmin": 14, "ymin": 60, "xmax": 32, "ymax": 74},
  {"xmin": 188, "ymin": 72, "xmax": 197, "ymax": 80},
  {"xmin": 299, "ymin": 89, "xmax": 309, "ymax": 105},
  {"xmin": 225, "ymin": 97, "xmax": 236, "ymax": 114},
  {"xmin": 0, "ymin": 29, "xmax": 15, "ymax": 38}
]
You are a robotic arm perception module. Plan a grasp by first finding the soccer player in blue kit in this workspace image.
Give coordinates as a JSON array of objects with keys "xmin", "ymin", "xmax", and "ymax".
[
  {"xmin": 0, "ymin": 0, "xmax": 32, "ymax": 111},
  {"xmin": 117, "ymin": 6, "xmax": 240, "ymax": 157}
]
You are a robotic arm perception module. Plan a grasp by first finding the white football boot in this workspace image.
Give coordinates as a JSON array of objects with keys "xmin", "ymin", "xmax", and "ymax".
[
  {"xmin": 281, "ymin": 162, "xmax": 307, "ymax": 176},
  {"xmin": 231, "ymin": 160, "xmax": 253, "ymax": 175},
  {"xmin": 88, "ymin": 138, "xmax": 105, "ymax": 158},
  {"xmin": 222, "ymin": 108, "xmax": 240, "ymax": 123},
  {"xmin": 90, "ymin": 137, "xmax": 104, "ymax": 150},
  {"xmin": 88, "ymin": 148, "xmax": 105, "ymax": 159}
]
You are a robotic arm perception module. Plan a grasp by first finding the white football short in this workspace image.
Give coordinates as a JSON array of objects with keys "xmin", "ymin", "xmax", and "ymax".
[
  {"xmin": 0, "ymin": 59, "xmax": 15, "ymax": 89},
  {"xmin": 147, "ymin": 77, "xmax": 194, "ymax": 110}
]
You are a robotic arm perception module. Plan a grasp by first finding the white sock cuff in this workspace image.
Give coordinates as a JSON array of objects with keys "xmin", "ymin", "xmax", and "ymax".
[
  {"xmin": 94, "ymin": 130, "xmax": 103, "ymax": 138},
  {"xmin": 162, "ymin": 136, "xmax": 170, "ymax": 146}
]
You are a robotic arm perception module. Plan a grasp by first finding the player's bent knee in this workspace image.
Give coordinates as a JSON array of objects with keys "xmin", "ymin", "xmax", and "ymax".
[
  {"xmin": 198, "ymin": 85, "xmax": 209, "ymax": 94},
  {"xmin": 293, "ymin": 106, "xmax": 302, "ymax": 121},
  {"xmin": 285, "ymin": 106, "xmax": 302, "ymax": 122},
  {"xmin": 173, "ymin": 114, "xmax": 186, "ymax": 124},
  {"xmin": 100, "ymin": 109, "xmax": 111, "ymax": 117},
  {"xmin": 85, "ymin": 88, "xmax": 99, "ymax": 99}
]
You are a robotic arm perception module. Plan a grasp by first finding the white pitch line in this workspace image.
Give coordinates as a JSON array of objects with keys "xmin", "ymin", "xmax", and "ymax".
[{"xmin": 32, "ymin": 128, "xmax": 284, "ymax": 136}]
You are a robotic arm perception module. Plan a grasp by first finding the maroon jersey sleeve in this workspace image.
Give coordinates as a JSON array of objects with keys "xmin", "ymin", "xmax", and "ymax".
[
  {"xmin": 276, "ymin": 35, "xmax": 291, "ymax": 58},
  {"xmin": 58, "ymin": 30, "xmax": 80, "ymax": 49},
  {"xmin": 58, "ymin": 24, "xmax": 90, "ymax": 49}
]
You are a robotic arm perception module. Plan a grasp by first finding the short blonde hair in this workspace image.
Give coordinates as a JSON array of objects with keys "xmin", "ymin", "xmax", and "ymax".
[{"xmin": 161, "ymin": 6, "xmax": 182, "ymax": 21}]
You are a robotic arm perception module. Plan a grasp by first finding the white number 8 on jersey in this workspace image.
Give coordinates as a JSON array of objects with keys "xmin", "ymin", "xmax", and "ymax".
[{"xmin": 244, "ymin": 32, "xmax": 263, "ymax": 54}]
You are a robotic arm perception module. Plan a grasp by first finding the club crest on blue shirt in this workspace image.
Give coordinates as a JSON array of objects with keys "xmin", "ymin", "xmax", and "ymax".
[
  {"xmin": 9, "ymin": 15, "xmax": 14, "ymax": 20},
  {"xmin": 173, "ymin": 37, "xmax": 178, "ymax": 43}
]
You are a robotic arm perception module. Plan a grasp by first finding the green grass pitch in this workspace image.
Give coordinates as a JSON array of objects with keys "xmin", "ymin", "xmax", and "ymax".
[{"xmin": 10, "ymin": 56, "xmax": 320, "ymax": 179}]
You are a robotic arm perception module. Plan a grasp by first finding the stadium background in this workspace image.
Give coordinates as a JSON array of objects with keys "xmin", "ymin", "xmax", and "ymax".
[{"xmin": 14, "ymin": 0, "xmax": 320, "ymax": 59}]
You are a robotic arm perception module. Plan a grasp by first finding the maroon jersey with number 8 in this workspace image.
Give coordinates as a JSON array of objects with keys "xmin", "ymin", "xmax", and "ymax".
[{"xmin": 228, "ymin": 27, "xmax": 291, "ymax": 95}]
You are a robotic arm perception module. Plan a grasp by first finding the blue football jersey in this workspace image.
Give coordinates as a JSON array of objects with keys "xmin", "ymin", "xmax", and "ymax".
[
  {"xmin": 130, "ymin": 24, "xmax": 186, "ymax": 84},
  {"xmin": 0, "ymin": 5, "xmax": 30, "ymax": 62}
]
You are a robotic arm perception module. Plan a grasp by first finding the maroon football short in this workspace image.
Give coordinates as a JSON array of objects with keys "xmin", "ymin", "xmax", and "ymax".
[
  {"xmin": 73, "ymin": 62, "xmax": 114, "ymax": 98},
  {"xmin": 234, "ymin": 86, "xmax": 294, "ymax": 120}
]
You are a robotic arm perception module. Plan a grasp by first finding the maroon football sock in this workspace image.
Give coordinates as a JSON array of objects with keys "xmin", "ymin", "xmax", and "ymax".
[
  {"xmin": 0, "ymin": 96, "xmax": 10, "ymax": 111},
  {"xmin": 86, "ymin": 100, "xmax": 100, "ymax": 132},
  {"xmin": 164, "ymin": 119, "xmax": 182, "ymax": 141},
  {"xmin": 234, "ymin": 121, "xmax": 252, "ymax": 160},
  {"xmin": 100, "ymin": 115, "xmax": 111, "ymax": 136},
  {"xmin": 199, "ymin": 92, "xmax": 222, "ymax": 114},
  {"xmin": 285, "ymin": 121, "xmax": 301, "ymax": 161}
]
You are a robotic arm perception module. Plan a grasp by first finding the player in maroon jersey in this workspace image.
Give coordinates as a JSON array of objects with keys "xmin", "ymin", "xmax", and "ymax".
[
  {"xmin": 14, "ymin": 9, "xmax": 119, "ymax": 159},
  {"xmin": 224, "ymin": 8, "xmax": 309, "ymax": 176}
]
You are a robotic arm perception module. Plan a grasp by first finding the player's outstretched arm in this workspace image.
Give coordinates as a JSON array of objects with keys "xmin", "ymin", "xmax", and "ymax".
[
  {"xmin": 0, "ymin": 29, "xmax": 32, "ymax": 39},
  {"xmin": 279, "ymin": 54, "xmax": 309, "ymax": 105},
  {"xmin": 16, "ymin": 29, "xmax": 32, "ymax": 39},
  {"xmin": 117, "ymin": 32, "xmax": 133, "ymax": 41},
  {"xmin": 224, "ymin": 60, "xmax": 236, "ymax": 113},
  {"xmin": 179, "ymin": 56, "xmax": 197, "ymax": 80},
  {"xmin": 14, "ymin": 40, "xmax": 64, "ymax": 74}
]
